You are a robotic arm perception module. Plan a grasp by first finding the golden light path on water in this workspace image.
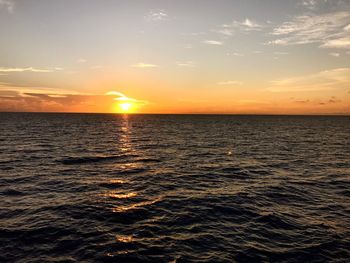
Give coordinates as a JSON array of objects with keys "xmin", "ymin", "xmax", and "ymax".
[{"xmin": 98, "ymin": 114, "xmax": 164, "ymax": 236}]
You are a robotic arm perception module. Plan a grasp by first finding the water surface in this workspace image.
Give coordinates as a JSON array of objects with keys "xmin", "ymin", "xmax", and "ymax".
[{"xmin": 1, "ymin": 113, "xmax": 350, "ymax": 262}]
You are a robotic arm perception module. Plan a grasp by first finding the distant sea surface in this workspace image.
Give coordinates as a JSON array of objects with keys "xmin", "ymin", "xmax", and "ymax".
[{"xmin": 1, "ymin": 113, "xmax": 350, "ymax": 263}]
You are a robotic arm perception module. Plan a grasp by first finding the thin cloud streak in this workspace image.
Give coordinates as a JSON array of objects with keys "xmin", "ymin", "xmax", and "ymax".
[
  {"xmin": 203, "ymin": 40, "xmax": 223, "ymax": 45},
  {"xmin": 176, "ymin": 61, "xmax": 195, "ymax": 67},
  {"xmin": 132, "ymin": 63, "xmax": 158, "ymax": 68},
  {"xmin": 216, "ymin": 18, "xmax": 264, "ymax": 37},
  {"xmin": 217, "ymin": 81, "xmax": 243, "ymax": 85},
  {"xmin": 0, "ymin": 67, "xmax": 54, "ymax": 73},
  {"xmin": 145, "ymin": 10, "xmax": 168, "ymax": 21}
]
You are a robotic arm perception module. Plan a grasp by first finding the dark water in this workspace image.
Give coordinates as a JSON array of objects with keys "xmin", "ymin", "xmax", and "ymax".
[{"xmin": 1, "ymin": 113, "xmax": 350, "ymax": 263}]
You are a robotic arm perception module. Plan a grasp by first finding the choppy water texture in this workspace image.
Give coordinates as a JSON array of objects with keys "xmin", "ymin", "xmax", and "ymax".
[{"xmin": 1, "ymin": 113, "xmax": 350, "ymax": 263}]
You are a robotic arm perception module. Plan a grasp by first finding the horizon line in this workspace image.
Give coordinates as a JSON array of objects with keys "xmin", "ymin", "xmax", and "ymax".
[{"xmin": 1, "ymin": 111, "xmax": 349, "ymax": 117}]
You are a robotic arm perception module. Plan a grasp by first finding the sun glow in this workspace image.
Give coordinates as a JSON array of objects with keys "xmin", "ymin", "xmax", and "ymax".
[{"xmin": 118, "ymin": 102, "xmax": 134, "ymax": 113}]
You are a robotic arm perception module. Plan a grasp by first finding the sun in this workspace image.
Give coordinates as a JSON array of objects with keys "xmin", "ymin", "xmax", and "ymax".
[{"xmin": 118, "ymin": 102, "xmax": 134, "ymax": 113}]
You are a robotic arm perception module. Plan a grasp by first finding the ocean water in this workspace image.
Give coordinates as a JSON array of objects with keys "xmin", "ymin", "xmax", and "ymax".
[{"xmin": 0, "ymin": 113, "xmax": 350, "ymax": 263}]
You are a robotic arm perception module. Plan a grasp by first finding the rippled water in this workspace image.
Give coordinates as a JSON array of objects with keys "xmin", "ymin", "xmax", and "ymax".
[{"xmin": 1, "ymin": 113, "xmax": 350, "ymax": 262}]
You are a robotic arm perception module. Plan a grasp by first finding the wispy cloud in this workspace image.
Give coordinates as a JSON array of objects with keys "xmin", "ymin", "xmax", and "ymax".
[
  {"xmin": 132, "ymin": 63, "xmax": 158, "ymax": 68},
  {"xmin": 268, "ymin": 68, "xmax": 350, "ymax": 92},
  {"xmin": 216, "ymin": 28, "xmax": 235, "ymax": 36},
  {"xmin": 203, "ymin": 40, "xmax": 223, "ymax": 45},
  {"xmin": 290, "ymin": 96, "xmax": 342, "ymax": 105},
  {"xmin": 237, "ymin": 18, "xmax": 264, "ymax": 31},
  {"xmin": 329, "ymin": 52, "xmax": 340, "ymax": 57},
  {"xmin": 0, "ymin": 67, "xmax": 53, "ymax": 73},
  {"xmin": 216, "ymin": 18, "xmax": 264, "ymax": 36},
  {"xmin": 269, "ymin": 11, "xmax": 350, "ymax": 49},
  {"xmin": 77, "ymin": 58, "xmax": 87, "ymax": 63},
  {"xmin": 176, "ymin": 61, "xmax": 195, "ymax": 67},
  {"xmin": 0, "ymin": 82, "xmax": 81, "ymax": 95},
  {"xmin": 145, "ymin": 10, "xmax": 168, "ymax": 22},
  {"xmin": 321, "ymin": 37, "xmax": 350, "ymax": 49},
  {"xmin": 298, "ymin": 0, "xmax": 347, "ymax": 11},
  {"xmin": 327, "ymin": 96, "xmax": 342, "ymax": 103},
  {"xmin": 0, "ymin": 0, "xmax": 14, "ymax": 13},
  {"xmin": 227, "ymin": 52, "xmax": 244, "ymax": 57},
  {"xmin": 217, "ymin": 80, "xmax": 243, "ymax": 86},
  {"xmin": 299, "ymin": 0, "xmax": 318, "ymax": 10},
  {"xmin": 105, "ymin": 91, "xmax": 147, "ymax": 104}
]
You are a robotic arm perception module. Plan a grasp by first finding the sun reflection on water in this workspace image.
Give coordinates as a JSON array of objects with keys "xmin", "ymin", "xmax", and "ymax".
[
  {"xmin": 112, "ymin": 197, "xmax": 163, "ymax": 213},
  {"xmin": 105, "ymin": 192, "xmax": 137, "ymax": 199},
  {"xmin": 119, "ymin": 115, "xmax": 133, "ymax": 153},
  {"xmin": 116, "ymin": 235, "xmax": 134, "ymax": 243},
  {"xmin": 109, "ymin": 179, "xmax": 126, "ymax": 184}
]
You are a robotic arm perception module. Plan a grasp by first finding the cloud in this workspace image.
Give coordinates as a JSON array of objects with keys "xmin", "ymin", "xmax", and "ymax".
[
  {"xmin": 0, "ymin": 91, "xmax": 92, "ymax": 112},
  {"xmin": 227, "ymin": 52, "xmax": 244, "ymax": 57},
  {"xmin": 226, "ymin": 18, "xmax": 263, "ymax": 31},
  {"xmin": 216, "ymin": 18, "xmax": 264, "ymax": 36},
  {"xmin": 105, "ymin": 91, "xmax": 147, "ymax": 104},
  {"xmin": 0, "ymin": 67, "xmax": 53, "ymax": 73},
  {"xmin": 132, "ymin": 63, "xmax": 158, "ymax": 68},
  {"xmin": 270, "ymin": 11, "xmax": 350, "ymax": 49},
  {"xmin": 328, "ymin": 96, "xmax": 341, "ymax": 103},
  {"xmin": 299, "ymin": 0, "xmax": 321, "ymax": 10},
  {"xmin": 217, "ymin": 80, "xmax": 243, "ymax": 86},
  {"xmin": 203, "ymin": 40, "xmax": 223, "ymax": 45},
  {"xmin": 268, "ymin": 68, "xmax": 350, "ymax": 92},
  {"xmin": 176, "ymin": 61, "xmax": 195, "ymax": 67},
  {"xmin": 145, "ymin": 10, "xmax": 168, "ymax": 21},
  {"xmin": 321, "ymin": 37, "xmax": 350, "ymax": 49},
  {"xmin": 329, "ymin": 52, "xmax": 340, "ymax": 57},
  {"xmin": 216, "ymin": 28, "xmax": 234, "ymax": 36},
  {"xmin": 77, "ymin": 58, "xmax": 87, "ymax": 63},
  {"xmin": 0, "ymin": 0, "xmax": 14, "ymax": 13},
  {"xmin": 291, "ymin": 96, "xmax": 342, "ymax": 105},
  {"xmin": 0, "ymin": 89, "xmax": 146, "ymax": 112},
  {"xmin": 294, "ymin": 99, "xmax": 311, "ymax": 104},
  {"xmin": 104, "ymin": 91, "xmax": 127, "ymax": 98},
  {"xmin": 0, "ymin": 90, "xmax": 19, "ymax": 97},
  {"xmin": 239, "ymin": 18, "xmax": 263, "ymax": 30},
  {"xmin": 0, "ymin": 82, "xmax": 83, "ymax": 95},
  {"xmin": 298, "ymin": 0, "xmax": 347, "ymax": 11}
]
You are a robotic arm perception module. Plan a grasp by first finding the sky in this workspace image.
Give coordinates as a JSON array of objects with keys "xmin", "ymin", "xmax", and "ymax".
[{"xmin": 0, "ymin": 0, "xmax": 349, "ymax": 114}]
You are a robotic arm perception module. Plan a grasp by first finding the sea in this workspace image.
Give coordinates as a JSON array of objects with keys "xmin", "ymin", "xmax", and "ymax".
[{"xmin": 0, "ymin": 113, "xmax": 349, "ymax": 262}]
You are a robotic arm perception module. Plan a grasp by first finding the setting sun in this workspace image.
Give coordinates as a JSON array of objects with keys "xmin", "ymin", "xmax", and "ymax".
[{"xmin": 118, "ymin": 102, "xmax": 134, "ymax": 113}]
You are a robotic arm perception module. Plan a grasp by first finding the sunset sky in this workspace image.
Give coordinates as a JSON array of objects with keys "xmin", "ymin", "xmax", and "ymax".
[{"xmin": 0, "ymin": 0, "xmax": 349, "ymax": 114}]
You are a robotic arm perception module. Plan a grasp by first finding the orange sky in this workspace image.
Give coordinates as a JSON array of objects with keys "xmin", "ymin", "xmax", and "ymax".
[{"xmin": 0, "ymin": 0, "xmax": 349, "ymax": 114}]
